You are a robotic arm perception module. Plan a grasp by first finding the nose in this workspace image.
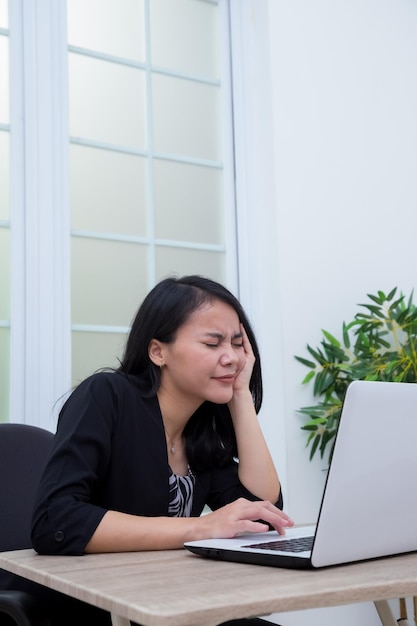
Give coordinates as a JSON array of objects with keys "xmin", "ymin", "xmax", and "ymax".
[{"xmin": 219, "ymin": 346, "xmax": 239, "ymax": 366}]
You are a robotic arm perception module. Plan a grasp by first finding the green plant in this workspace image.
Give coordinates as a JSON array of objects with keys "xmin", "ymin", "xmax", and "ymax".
[{"xmin": 295, "ymin": 287, "xmax": 417, "ymax": 461}]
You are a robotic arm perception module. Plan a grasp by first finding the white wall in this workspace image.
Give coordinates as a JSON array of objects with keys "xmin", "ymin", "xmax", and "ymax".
[
  {"xmin": 234, "ymin": 1, "xmax": 417, "ymax": 624},
  {"xmin": 267, "ymin": 0, "xmax": 417, "ymax": 523}
]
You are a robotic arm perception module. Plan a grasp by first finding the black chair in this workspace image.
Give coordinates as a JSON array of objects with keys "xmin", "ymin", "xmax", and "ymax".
[{"xmin": 0, "ymin": 423, "xmax": 53, "ymax": 626}]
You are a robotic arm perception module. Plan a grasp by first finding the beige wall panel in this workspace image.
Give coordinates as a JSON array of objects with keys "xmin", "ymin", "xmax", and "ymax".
[
  {"xmin": 69, "ymin": 54, "xmax": 146, "ymax": 149},
  {"xmin": 153, "ymin": 75, "xmax": 222, "ymax": 161},
  {"xmin": 71, "ymin": 330, "xmax": 127, "ymax": 386},
  {"xmin": 0, "ymin": 132, "xmax": 9, "ymax": 220},
  {"xmin": 68, "ymin": 0, "xmax": 145, "ymax": 61},
  {"xmin": 0, "ymin": 36, "xmax": 9, "ymax": 123},
  {"xmin": 154, "ymin": 160, "xmax": 223, "ymax": 244},
  {"xmin": 150, "ymin": 0, "xmax": 219, "ymax": 78},
  {"xmin": 155, "ymin": 247, "xmax": 226, "ymax": 284},
  {"xmin": 0, "ymin": 328, "xmax": 9, "ymax": 422},
  {"xmin": 71, "ymin": 238, "xmax": 148, "ymax": 327},
  {"xmin": 70, "ymin": 144, "xmax": 147, "ymax": 235},
  {"xmin": 0, "ymin": 229, "xmax": 9, "ymax": 319}
]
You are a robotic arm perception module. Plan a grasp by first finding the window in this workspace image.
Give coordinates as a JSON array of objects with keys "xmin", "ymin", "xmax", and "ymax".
[
  {"xmin": 67, "ymin": 0, "xmax": 234, "ymax": 384},
  {"xmin": 4, "ymin": 0, "xmax": 238, "ymax": 425}
]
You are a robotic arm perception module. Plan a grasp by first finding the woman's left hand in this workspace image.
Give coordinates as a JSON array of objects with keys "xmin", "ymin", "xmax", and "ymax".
[
  {"xmin": 232, "ymin": 324, "xmax": 256, "ymax": 393},
  {"xmin": 227, "ymin": 324, "xmax": 280, "ymax": 503}
]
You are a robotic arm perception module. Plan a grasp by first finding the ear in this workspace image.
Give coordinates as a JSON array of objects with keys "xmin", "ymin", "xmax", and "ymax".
[{"xmin": 148, "ymin": 339, "xmax": 164, "ymax": 367}]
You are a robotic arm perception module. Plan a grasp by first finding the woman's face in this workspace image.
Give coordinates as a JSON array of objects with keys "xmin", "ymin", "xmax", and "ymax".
[{"xmin": 155, "ymin": 299, "xmax": 246, "ymax": 408}]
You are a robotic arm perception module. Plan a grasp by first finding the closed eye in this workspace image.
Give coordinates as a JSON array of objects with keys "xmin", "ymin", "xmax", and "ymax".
[
  {"xmin": 204, "ymin": 342, "xmax": 243, "ymax": 349},
  {"xmin": 202, "ymin": 332, "xmax": 243, "ymax": 349},
  {"xmin": 205, "ymin": 341, "xmax": 243, "ymax": 347}
]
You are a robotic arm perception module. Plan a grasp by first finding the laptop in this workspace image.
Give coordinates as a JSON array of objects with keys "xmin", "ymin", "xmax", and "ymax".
[{"xmin": 185, "ymin": 380, "xmax": 417, "ymax": 569}]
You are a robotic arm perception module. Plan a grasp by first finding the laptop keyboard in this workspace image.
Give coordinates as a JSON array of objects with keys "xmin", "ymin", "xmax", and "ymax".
[{"xmin": 245, "ymin": 536, "xmax": 314, "ymax": 553}]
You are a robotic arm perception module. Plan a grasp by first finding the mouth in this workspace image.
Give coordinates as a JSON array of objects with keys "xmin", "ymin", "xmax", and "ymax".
[{"xmin": 213, "ymin": 374, "xmax": 236, "ymax": 384}]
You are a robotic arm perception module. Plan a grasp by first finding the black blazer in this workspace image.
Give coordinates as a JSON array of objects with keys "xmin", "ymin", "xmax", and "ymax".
[{"xmin": 32, "ymin": 371, "xmax": 283, "ymax": 555}]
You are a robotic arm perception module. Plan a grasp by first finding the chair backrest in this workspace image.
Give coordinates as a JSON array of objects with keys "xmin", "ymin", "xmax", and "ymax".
[{"xmin": 0, "ymin": 423, "xmax": 54, "ymax": 553}]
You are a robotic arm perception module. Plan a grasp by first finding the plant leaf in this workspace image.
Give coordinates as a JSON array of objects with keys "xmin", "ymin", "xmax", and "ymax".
[
  {"xmin": 309, "ymin": 434, "xmax": 321, "ymax": 460},
  {"xmin": 321, "ymin": 329, "xmax": 340, "ymax": 348},
  {"xmin": 358, "ymin": 304, "xmax": 385, "ymax": 318},
  {"xmin": 295, "ymin": 355, "xmax": 316, "ymax": 368},
  {"xmin": 301, "ymin": 370, "xmax": 316, "ymax": 385},
  {"xmin": 342, "ymin": 321, "xmax": 351, "ymax": 349},
  {"xmin": 306, "ymin": 344, "xmax": 327, "ymax": 366},
  {"xmin": 368, "ymin": 293, "xmax": 383, "ymax": 305}
]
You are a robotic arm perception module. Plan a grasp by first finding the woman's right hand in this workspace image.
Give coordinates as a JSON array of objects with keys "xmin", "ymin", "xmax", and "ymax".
[
  {"xmin": 187, "ymin": 498, "xmax": 294, "ymax": 542},
  {"xmin": 85, "ymin": 499, "xmax": 294, "ymax": 553}
]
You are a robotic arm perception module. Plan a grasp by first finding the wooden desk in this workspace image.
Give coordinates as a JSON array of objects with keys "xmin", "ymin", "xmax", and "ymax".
[{"xmin": 1, "ymin": 548, "xmax": 417, "ymax": 626}]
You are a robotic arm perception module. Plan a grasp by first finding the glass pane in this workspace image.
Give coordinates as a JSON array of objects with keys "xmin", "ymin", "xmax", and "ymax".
[
  {"xmin": 150, "ymin": 0, "xmax": 220, "ymax": 79},
  {"xmin": 0, "ymin": 228, "xmax": 9, "ymax": 319},
  {"xmin": 0, "ymin": 36, "xmax": 9, "ymax": 124},
  {"xmin": 155, "ymin": 247, "xmax": 226, "ymax": 284},
  {"xmin": 71, "ymin": 237, "xmax": 149, "ymax": 326},
  {"xmin": 153, "ymin": 74, "xmax": 222, "ymax": 161},
  {"xmin": 154, "ymin": 160, "xmax": 223, "ymax": 244},
  {"xmin": 72, "ymin": 330, "xmax": 127, "ymax": 386},
  {"xmin": 0, "ymin": 0, "xmax": 7, "ymax": 28},
  {"xmin": 69, "ymin": 53, "xmax": 146, "ymax": 149},
  {"xmin": 0, "ymin": 327, "xmax": 9, "ymax": 422},
  {"xmin": 0, "ymin": 131, "xmax": 9, "ymax": 220},
  {"xmin": 70, "ymin": 144, "xmax": 147, "ymax": 235},
  {"xmin": 67, "ymin": 0, "xmax": 145, "ymax": 62}
]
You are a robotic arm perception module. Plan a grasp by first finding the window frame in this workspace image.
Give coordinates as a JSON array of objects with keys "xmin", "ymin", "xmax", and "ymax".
[
  {"xmin": 229, "ymin": 0, "xmax": 287, "ymax": 487},
  {"xmin": 9, "ymin": 0, "xmax": 71, "ymax": 429},
  {"xmin": 7, "ymin": 0, "xmax": 241, "ymax": 430}
]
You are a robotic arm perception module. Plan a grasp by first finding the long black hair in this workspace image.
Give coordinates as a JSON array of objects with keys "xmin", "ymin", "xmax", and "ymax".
[{"xmin": 118, "ymin": 275, "xmax": 263, "ymax": 472}]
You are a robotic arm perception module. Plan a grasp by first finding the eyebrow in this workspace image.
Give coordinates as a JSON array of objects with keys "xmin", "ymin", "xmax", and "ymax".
[{"xmin": 203, "ymin": 331, "xmax": 243, "ymax": 340}]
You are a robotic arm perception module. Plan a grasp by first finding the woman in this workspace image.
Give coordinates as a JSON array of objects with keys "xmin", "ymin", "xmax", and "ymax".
[{"xmin": 31, "ymin": 275, "xmax": 293, "ymax": 624}]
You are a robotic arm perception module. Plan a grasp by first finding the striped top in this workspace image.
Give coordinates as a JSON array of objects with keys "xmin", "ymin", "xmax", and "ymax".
[{"xmin": 168, "ymin": 465, "xmax": 195, "ymax": 517}]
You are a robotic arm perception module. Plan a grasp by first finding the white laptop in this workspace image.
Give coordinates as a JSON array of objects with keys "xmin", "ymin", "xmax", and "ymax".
[{"xmin": 185, "ymin": 380, "xmax": 417, "ymax": 569}]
